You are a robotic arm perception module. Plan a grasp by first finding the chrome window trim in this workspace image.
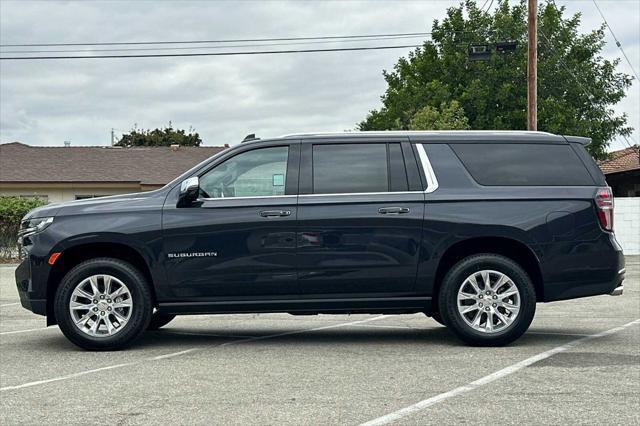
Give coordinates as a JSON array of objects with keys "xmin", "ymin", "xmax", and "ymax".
[
  {"xmin": 198, "ymin": 192, "xmax": 424, "ymax": 201},
  {"xmin": 299, "ymin": 191, "xmax": 422, "ymax": 197},
  {"xmin": 197, "ymin": 143, "xmax": 439, "ymax": 200},
  {"xmin": 198, "ymin": 195, "xmax": 297, "ymax": 201},
  {"xmin": 416, "ymin": 143, "xmax": 439, "ymax": 193}
]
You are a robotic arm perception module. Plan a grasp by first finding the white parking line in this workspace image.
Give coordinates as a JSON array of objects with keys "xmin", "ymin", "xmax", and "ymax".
[
  {"xmin": 360, "ymin": 318, "xmax": 640, "ymax": 426},
  {"xmin": 351, "ymin": 323, "xmax": 426, "ymax": 330},
  {"xmin": 150, "ymin": 348, "xmax": 199, "ymax": 361},
  {"xmin": 220, "ymin": 315, "xmax": 386, "ymax": 347},
  {"xmin": 0, "ymin": 303, "xmax": 20, "ymax": 307},
  {"xmin": 352, "ymin": 323, "xmax": 593, "ymax": 336},
  {"xmin": 1, "ymin": 363, "xmax": 135, "ymax": 391},
  {"xmin": 0, "ymin": 327, "xmax": 56, "ymax": 336},
  {"xmin": 0, "ymin": 315, "xmax": 386, "ymax": 392},
  {"xmin": 526, "ymin": 331, "xmax": 592, "ymax": 337},
  {"xmin": 156, "ymin": 330, "xmax": 258, "ymax": 339}
]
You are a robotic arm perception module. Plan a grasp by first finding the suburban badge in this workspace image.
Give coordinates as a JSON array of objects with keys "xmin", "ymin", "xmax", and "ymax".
[{"xmin": 167, "ymin": 251, "xmax": 218, "ymax": 259}]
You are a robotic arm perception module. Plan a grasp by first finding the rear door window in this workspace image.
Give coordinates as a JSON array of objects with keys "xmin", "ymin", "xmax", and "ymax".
[
  {"xmin": 451, "ymin": 143, "xmax": 595, "ymax": 186},
  {"xmin": 312, "ymin": 143, "xmax": 389, "ymax": 194}
]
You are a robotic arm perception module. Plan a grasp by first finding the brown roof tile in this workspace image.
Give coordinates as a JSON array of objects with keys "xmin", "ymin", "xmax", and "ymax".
[
  {"xmin": 598, "ymin": 145, "xmax": 640, "ymax": 175},
  {"xmin": 0, "ymin": 142, "xmax": 226, "ymax": 185}
]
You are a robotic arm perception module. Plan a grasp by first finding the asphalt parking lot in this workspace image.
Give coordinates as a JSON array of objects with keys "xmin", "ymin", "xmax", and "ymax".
[{"xmin": 1, "ymin": 259, "xmax": 639, "ymax": 425}]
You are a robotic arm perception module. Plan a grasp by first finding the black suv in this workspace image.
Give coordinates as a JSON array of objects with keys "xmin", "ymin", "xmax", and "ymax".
[{"xmin": 16, "ymin": 131, "xmax": 625, "ymax": 350}]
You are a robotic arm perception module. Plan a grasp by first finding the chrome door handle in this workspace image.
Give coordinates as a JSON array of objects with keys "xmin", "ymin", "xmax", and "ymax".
[
  {"xmin": 378, "ymin": 207, "xmax": 410, "ymax": 215},
  {"xmin": 260, "ymin": 210, "xmax": 291, "ymax": 218}
]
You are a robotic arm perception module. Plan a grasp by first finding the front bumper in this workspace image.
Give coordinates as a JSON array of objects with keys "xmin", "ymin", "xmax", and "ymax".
[{"xmin": 15, "ymin": 255, "xmax": 48, "ymax": 316}]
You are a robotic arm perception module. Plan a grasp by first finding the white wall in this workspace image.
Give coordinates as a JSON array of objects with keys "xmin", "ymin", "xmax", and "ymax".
[
  {"xmin": 0, "ymin": 187, "xmax": 136, "ymax": 203},
  {"xmin": 615, "ymin": 197, "xmax": 640, "ymax": 255}
]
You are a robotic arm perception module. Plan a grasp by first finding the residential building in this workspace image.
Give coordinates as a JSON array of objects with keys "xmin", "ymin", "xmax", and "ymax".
[
  {"xmin": 599, "ymin": 145, "xmax": 640, "ymax": 197},
  {"xmin": 0, "ymin": 142, "xmax": 226, "ymax": 203}
]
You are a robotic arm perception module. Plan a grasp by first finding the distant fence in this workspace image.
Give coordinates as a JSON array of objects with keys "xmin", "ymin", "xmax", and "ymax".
[{"xmin": 615, "ymin": 197, "xmax": 640, "ymax": 255}]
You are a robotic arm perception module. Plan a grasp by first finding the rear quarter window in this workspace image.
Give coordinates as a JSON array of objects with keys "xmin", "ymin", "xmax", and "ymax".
[{"xmin": 450, "ymin": 143, "xmax": 595, "ymax": 186}]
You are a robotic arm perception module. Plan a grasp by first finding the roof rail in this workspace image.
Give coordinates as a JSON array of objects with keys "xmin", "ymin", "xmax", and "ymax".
[{"xmin": 279, "ymin": 130, "xmax": 557, "ymax": 138}]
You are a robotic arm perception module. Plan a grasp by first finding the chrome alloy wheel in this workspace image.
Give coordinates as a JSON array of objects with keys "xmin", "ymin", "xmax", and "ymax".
[
  {"xmin": 69, "ymin": 275, "xmax": 133, "ymax": 337},
  {"xmin": 456, "ymin": 270, "xmax": 521, "ymax": 334}
]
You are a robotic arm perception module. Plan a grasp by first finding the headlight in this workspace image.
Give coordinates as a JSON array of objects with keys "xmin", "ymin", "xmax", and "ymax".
[{"xmin": 18, "ymin": 217, "xmax": 54, "ymax": 239}]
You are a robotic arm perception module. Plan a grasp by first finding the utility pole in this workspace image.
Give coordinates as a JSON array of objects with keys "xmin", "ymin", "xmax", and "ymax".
[
  {"xmin": 527, "ymin": 0, "xmax": 537, "ymax": 131},
  {"xmin": 111, "ymin": 128, "xmax": 115, "ymax": 146}
]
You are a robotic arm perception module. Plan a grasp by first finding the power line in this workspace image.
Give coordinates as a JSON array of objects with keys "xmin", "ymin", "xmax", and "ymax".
[
  {"xmin": 0, "ymin": 34, "xmax": 429, "ymax": 54},
  {"xmin": 539, "ymin": 30, "xmax": 633, "ymax": 149},
  {"xmin": 483, "ymin": 0, "xmax": 495, "ymax": 13},
  {"xmin": 0, "ymin": 44, "xmax": 423, "ymax": 61},
  {"xmin": 0, "ymin": 31, "xmax": 431, "ymax": 48},
  {"xmin": 591, "ymin": 0, "xmax": 639, "ymax": 81},
  {"xmin": 544, "ymin": 1, "xmax": 635, "ymax": 149}
]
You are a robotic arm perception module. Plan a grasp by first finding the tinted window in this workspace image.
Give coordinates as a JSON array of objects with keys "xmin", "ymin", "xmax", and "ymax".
[
  {"xmin": 388, "ymin": 143, "xmax": 409, "ymax": 192},
  {"xmin": 451, "ymin": 143, "xmax": 594, "ymax": 186},
  {"xmin": 313, "ymin": 144, "xmax": 388, "ymax": 194},
  {"xmin": 199, "ymin": 146, "xmax": 288, "ymax": 198}
]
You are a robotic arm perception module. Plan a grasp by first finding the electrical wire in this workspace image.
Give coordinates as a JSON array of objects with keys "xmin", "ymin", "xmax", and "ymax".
[
  {"xmin": 591, "ymin": 0, "xmax": 639, "ymax": 81},
  {"xmin": 484, "ymin": 0, "xmax": 495, "ymax": 13},
  {"xmin": 0, "ymin": 44, "xmax": 424, "ymax": 61},
  {"xmin": 0, "ymin": 34, "xmax": 428, "ymax": 54},
  {"xmin": 539, "ymin": 30, "xmax": 633, "ymax": 149},
  {"xmin": 0, "ymin": 31, "xmax": 431, "ymax": 48},
  {"xmin": 544, "ymin": 1, "xmax": 635, "ymax": 149}
]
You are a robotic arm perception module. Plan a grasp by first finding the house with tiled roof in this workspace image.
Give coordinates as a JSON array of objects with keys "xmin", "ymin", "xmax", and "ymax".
[
  {"xmin": 0, "ymin": 142, "xmax": 227, "ymax": 203},
  {"xmin": 598, "ymin": 145, "xmax": 640, "ymax": 197}
]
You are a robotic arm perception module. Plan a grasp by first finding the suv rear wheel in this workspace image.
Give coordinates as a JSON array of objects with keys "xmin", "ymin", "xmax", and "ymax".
[
  {"xmin": 438, "ymin": 254, "xmax": 536, "ymax": 346},
  {"xmin": 54, "ymin": 258, "xmax": 153, "ymax": 351}
]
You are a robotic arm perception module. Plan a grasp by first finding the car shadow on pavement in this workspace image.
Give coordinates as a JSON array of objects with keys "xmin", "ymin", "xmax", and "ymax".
[
  {"xmin": 6, "ymin": 325, "xmax": 608, "ymax": 352},
  {"xmin": 129, "ymin": 326, "xmax": 462, "ymax": 349},
  {"xmin": 132, "ymin": 326, "xmax": 592, "ymax": 349}
]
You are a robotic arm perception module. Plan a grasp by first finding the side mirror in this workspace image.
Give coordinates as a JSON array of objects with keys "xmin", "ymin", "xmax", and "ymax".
[{"xmin": 177, "ymin": 176, "xmax": 199, "ymax": 207}]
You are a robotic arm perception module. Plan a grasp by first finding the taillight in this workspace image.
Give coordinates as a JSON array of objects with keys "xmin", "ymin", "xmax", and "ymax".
[{"xmin": 595, "ymin": 187, "xmax": 614, "ymax": 231}]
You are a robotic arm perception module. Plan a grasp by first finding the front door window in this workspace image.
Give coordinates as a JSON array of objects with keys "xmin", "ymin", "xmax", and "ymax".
[{"xmin": 199, "ymin": 146, "xmax": 289, "ymax": 198}]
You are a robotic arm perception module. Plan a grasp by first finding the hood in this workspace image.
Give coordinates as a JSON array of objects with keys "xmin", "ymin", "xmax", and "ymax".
[
  {"xmin": 23, "ymin": 202, "xmax": 63, "ymax": 220},
  {"xmin": 24, "ymin": 190, "xmax": 165, "ymax": 220}
]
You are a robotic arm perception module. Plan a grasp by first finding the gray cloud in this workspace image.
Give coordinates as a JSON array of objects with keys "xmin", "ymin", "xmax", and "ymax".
[{"xmin": 1, "ymin": 0, "xmax": 638, "ymax": 151}]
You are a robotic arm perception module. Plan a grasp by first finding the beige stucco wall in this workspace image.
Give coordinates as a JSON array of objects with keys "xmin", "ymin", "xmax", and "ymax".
[{"xmin": 0, "ymin": 184, "xmax": 149, "ymax": 203}]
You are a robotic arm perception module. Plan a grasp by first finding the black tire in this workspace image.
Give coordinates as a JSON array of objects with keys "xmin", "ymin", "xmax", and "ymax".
[
  {"xmin": 147, "ymin": 312, "xmax": 176, "ymax": 330},
  {"xmin": 438, "ymin": 254, "xmax": 536, "ymax": 347},
  {"xmin": 54, "ymin": 258, "xmax": 153, "ymax": 351}
]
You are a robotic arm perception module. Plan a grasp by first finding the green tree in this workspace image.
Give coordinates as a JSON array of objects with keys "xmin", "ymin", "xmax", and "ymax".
[
  {"xmin": 358, "ymin": 0, "xmax": 633, "ymax": 159},
  {"xmin": 409, "ymin": 100, "xmax": 470, "ymax": 130},
  {"xmin": 115, "ymin": 122, "xmax": 202, "ymax": 147}
]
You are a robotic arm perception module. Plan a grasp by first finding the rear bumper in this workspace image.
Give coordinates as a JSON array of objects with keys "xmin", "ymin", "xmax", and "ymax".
[
  {"xmin": 610, "ymin": 284, "xmax": 624, "ymax": 296},
  {"xmin": 543, "ymin": 248, "xmax": 625, "ymax": 302},
  {"xmin": 610, "ymin": 268, "xmax": 625, "ymax": 296}
]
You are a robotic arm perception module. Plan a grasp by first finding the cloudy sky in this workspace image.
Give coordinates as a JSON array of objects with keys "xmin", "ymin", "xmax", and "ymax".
[{"xmin": 1, "ymin": 0, "xmax": 638, "ymax": 152}]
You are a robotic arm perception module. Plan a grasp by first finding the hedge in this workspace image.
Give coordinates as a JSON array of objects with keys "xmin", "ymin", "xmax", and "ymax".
[{"xmin": 0, "ymin": 196, "xmax": 47, "ymax": 259}]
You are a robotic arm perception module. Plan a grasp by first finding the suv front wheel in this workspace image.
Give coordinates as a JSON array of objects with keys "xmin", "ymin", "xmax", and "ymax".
[
  {"xmin": 438, "ymin": 254, "xmax": 536, "ymax": 346},
  {"xmin": 54, "ymin": 258, "xmax": 153, "ymax": 351}
]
